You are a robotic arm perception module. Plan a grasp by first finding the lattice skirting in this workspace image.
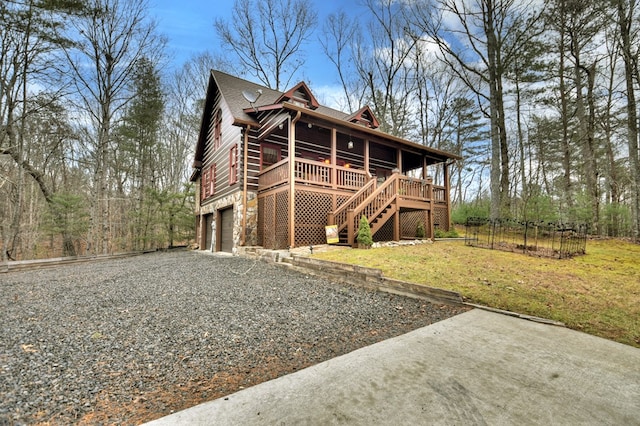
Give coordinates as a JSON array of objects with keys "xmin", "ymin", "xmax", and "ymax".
[
  {"xmin": 259, "ymin": 188, "xmax": 449, "ymax": 248},
  {"xmin": 259, "ymin": 189, "xmax": 353, "ymax": 249},
  {"xmin": 258, "ymin": 190, "xmax": 289, "ymax": 249},
  {"xmin": 293, "ymin": 190, "xmax": 333, "ymax": 246},
  {"xmin": 373, "ymin": 218, "xmax": 394, "ymax": 242},
  {"xmin": 433, "ymin": 206, "xmax": 449, "ymax": 231},
  {"xmin": 400, "ymin": 210, "xmax": 429, "ymax": 239}
]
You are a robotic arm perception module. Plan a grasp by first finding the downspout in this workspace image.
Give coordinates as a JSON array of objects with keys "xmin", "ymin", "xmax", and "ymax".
[
  {"xmin": 241, "ymin": 125, "xmax": 250, "ymax": 246},
  {"xmin": 288, "ymin": 111, "xmax": 302, "ymax": 248}
]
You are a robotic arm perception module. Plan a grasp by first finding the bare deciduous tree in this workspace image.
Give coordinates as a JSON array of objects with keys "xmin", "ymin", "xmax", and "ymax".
[
  {"xmin": 214, "ymin": 0, "xmax": 317, "ymax": 90},
  {"xmin": 353, "ymin": 0, "xmax": 418, "ymax": 137},
  {"xmin": 62, "ymin": 0, "xmax": 164, "ymax": 254},
  {"xmin": 411, "ymin": 0, "xmax": 543, "ymax": 219},
  {"xmin": 319, "ymin": 11, "xmax": 363, "ymax": 112}
]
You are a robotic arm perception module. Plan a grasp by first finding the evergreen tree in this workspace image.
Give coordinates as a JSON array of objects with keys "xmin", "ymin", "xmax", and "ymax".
[
  {"xmin": 443, "ymin": 96, "xmax": 489, "ymax": 205},
  {"xmin": 117, "ymin": 57, "xmax": 164, "ymax": 250}
]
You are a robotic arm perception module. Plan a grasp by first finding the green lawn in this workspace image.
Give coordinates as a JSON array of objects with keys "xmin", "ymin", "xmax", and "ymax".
[{"xmin": 313, "ymin": 239, "xmax": 640, "ymax": 348}]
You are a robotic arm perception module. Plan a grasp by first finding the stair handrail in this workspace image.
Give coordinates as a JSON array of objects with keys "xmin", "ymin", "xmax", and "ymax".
[
  {"xmin": 346, "ymin": 173, "xmax": 400, "ymax": 244},
  {"xmin": 327, "ymin": 177, "xmax": 377, "ymax": 232}
]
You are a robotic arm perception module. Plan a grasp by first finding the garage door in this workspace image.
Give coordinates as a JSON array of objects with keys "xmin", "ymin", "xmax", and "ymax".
[
  {"xmin": 204, "ymin": 214, "xmax": 214, "ymax": 251},
  {"xmin": 219, "ymin": 207, "xmax": 234, "ymax": 252}
]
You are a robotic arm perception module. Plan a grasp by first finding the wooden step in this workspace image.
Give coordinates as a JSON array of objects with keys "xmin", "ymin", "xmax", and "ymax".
[{"xmin": 370, "ymin": 204, "xmax": 397, "ymax": 235}]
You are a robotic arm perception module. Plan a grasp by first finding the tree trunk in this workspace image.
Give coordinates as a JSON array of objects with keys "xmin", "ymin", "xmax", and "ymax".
[
  {"xmin": 485, "ymin": 0, "xmax": 505, "ymax": 219},
  {"xmin": 557, "ymin": 0, "xmax": 573, "ymax": 214},
  {"xmin": 617, "ymin": 0, "xmax": 640, "ymax": 241},
  {"xmin": 572, "ymin": 44, "xmax": 599, "ymax": 232}
]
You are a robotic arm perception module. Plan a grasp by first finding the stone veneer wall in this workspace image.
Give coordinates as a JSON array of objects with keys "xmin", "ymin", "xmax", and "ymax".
[
  {"xmin": 198, "ymin": 190, "xmax": 259, "ymax": 253},
  {"xmin": 244, "ymin": 191, "xmax": 258, "ymax": 246}
]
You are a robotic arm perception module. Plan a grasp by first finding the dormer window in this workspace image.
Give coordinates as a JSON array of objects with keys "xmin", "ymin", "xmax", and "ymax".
[
  {"xmin": 276, "ymin": 81, "xmax": 319, "ymax": 110},
  {"xmin": 347, "ymin": 105, "xmax": 380, "ymax": 129}
]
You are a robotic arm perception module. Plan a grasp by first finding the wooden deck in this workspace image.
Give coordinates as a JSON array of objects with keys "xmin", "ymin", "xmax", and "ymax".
[{"xmin": 257, "ymin": 158, "xmax": 449, "ymax": 248}]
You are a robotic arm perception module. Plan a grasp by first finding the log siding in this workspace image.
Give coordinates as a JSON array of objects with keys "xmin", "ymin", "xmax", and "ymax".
[{"xmin": 192, "ymin": 70, "xmax": 460, "ymax": 252}]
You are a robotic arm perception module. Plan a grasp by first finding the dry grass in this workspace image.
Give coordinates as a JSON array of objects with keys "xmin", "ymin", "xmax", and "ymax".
[{"xmin": 313, "ymin": 239, "xmax": 640, "ymax": 348}]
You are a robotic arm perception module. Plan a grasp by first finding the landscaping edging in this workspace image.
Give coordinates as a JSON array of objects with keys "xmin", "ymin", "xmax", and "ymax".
[
  {"xmin": 284, "ymin": 256, "xmax": 464, "ymax": 306},
  {"xmin": 279, "ymin": 255, "xmax": 565, "ymax": 327},
  {"xmin": 241, "ymin": 247, "xmax": 566, "ymax": 327},
  {"xmin": 1, "ymin": 250, "xmax": 157, "ymax": 273}
]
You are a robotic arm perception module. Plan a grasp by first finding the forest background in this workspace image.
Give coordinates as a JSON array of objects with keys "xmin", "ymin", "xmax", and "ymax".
[{"xmin": 2, "ymin": 0, "xmax": 639, "ymax": 261}]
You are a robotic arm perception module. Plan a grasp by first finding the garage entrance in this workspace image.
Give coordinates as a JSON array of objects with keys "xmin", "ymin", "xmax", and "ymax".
[
  {"xmin": 219, "ymin": 207, "xmax": 234, "ymax": 252},
  {"xmin": 204, "ymin": 213, "xmax": 214, "ymax": 251}
]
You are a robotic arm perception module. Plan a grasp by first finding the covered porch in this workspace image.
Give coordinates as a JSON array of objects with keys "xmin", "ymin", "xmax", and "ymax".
[
  {"xmin": 252, "ymin": 109, "xmax": 453, "ymax": 248},
  {"xmin": 251, "ymin": 102, "xmax": 455, "ymax": 249}
]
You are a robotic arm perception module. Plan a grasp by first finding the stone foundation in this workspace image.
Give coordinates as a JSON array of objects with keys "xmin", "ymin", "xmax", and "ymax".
[{"xmin": 196, "ymin": 190, "xmax": 259, "ymax": 253}]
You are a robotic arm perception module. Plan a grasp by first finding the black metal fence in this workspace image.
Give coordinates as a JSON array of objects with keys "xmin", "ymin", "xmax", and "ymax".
[{"xmin": 464, "ymin": 218, "xmax": 588, "ymax": 259}]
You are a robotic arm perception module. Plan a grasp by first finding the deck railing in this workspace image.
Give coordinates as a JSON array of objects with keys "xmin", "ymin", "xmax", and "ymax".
[
  {"xmin": 433, "ymin": 186, "xmax": 446, "ymax": 203},
  {"xmin": 258, "ymin": 158, "xmax": 289, "ymax": 191},
  {"xmin": 259, "ymin": 158, "xmax": 368, "ymax": 192},
  {"xmin": 337, "ymin": 167, "xmax": 368, "ymax": 189},
  {"xmin": 398, "ymin": 177, "xmax": 432, "ymax": 201}
]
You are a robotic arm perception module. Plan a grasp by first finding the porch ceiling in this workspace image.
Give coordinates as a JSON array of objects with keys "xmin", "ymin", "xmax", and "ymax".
[
  {"xmin": 248, "ymin": 102, "xmax": 461, "ymax": 164},
  {"xmin": 257, "ymin": 111, "xmax": 290, "ymax": 141}
]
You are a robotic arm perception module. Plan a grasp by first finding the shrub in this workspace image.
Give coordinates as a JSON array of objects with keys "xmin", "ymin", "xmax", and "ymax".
[
  {"xmin": 416, "ymin": 221, "xmax": 426, "ymax": 238},
  {"xmin": 435, "ymin": 228, "xmax": 459, "ymax": 238},
  {"xmin": 357, "ymin": 215, "xmax": 373, "ymax": 247}
]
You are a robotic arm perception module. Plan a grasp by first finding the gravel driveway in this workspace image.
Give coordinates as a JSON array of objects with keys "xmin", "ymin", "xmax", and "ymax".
[{"xmin": 0, "ymin": 250, "xmax": 467, "ymax": 425}]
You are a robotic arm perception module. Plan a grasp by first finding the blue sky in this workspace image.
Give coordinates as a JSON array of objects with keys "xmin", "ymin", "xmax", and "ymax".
[{"xmin": 151, "ymin": 0, "xmax": 359, "ymax": 91}]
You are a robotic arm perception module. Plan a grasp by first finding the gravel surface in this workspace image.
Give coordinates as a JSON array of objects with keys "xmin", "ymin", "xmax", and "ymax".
[{"xmin": 0, "ymin": 250, "xmax": 467, "ymax": 425}]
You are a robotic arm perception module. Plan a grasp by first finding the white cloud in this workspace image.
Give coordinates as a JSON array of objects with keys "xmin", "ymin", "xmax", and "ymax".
[{"xmin": 313, "ymin": 83, "xmax": 351, "ymax": 111}]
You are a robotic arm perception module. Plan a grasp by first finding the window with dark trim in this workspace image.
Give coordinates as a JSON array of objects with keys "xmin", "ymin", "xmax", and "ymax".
[
  {"xmin": 213, "ymin": 108, "xmax": 222, "ymax": 150},
  {"xmin": 201, "ymin": 164, "xmax": 217, "ymax": 200},
  {"xmin": 209, "ymin": 164, "xmax": 216, "ymax": 196},
  {"xmin": 200, "ymin": 170, "xmax": 206, "ymax": 200},
  {"xmin": 229, "ymin": 145, "xmax": 238, "ymax": 185},
  {"xmin": 260, "ymin": 143, "xmax": 281, "ymax": 170}
]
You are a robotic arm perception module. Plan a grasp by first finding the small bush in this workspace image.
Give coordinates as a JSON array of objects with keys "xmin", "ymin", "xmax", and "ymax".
[
  {"xmin": 416, "ymin": 222, "xmax": 426, "ymax": 238},
  {"xmin": 435, "ymin": 228, "xmax": 459, "ymax": 238},
  {"xmin": 357, "ymin": 215, "xmax": 374, "ymax": 247}
]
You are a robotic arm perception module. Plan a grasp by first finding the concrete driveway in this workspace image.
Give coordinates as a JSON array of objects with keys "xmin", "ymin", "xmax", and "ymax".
[{"xmin": 145, "ymin": 309, "xmax": 640, "ymax": 425}]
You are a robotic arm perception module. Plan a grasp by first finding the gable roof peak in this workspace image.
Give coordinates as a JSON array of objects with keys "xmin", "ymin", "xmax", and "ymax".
[
  {"xmin": 346, "ymin": 105, "xmax": 380, "ymax": 129},
  {"xmin": 276, "ymin": 81, "xmax": 319, "ymax": 110}
]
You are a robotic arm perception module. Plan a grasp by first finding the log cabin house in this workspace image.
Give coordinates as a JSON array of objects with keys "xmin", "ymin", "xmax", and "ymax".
[{"xmin": 190, "ymin": 70, "xmax": 460, "ymax": 253}]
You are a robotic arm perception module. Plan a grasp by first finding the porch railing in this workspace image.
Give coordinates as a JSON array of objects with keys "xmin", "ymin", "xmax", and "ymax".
[
  {"xmin": 258, "ymin": 158, "xmax": 368, "ymax": 192},
  {"xmin": 433, "ymin": 186, "xmax": 446, "ymax": 203},
  {"xmin": 258, "ymin": 158, "xmax": 289, "ymax": 191},
  {"xmin": 398, "ymin": 177, "xmax": 432, "ymax": 201}
]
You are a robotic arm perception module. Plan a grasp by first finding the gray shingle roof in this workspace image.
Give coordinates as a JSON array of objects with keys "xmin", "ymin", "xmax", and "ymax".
[
  {"xmin": 208, "ymin": 69, "xmax": 460, "ymax": 162},
  {"xmin": 211, "ymin": 70, "xmax": 349, "ymax": 124}
]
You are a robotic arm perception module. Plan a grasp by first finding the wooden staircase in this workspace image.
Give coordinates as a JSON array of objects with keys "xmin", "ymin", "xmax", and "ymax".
[{"xmin": 328, "ymin": 173, "xmax": 401, "ymax": 246}]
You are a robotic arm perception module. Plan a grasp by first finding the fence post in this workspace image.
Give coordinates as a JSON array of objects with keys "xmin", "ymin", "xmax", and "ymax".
[{"xmin": 490, "ymin": 219, "xmax": 496, "ymax": 249}]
